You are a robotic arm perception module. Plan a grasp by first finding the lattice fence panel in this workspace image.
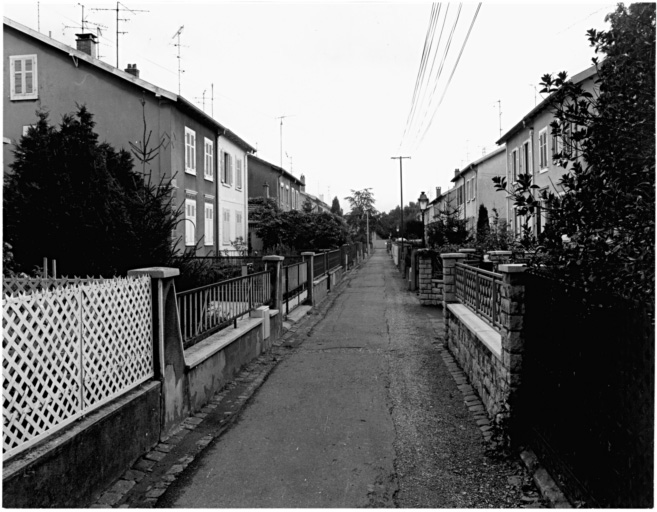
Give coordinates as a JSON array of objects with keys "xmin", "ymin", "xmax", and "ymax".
[
  {"xmin": 3, "ymin": 288, "xmax": 83, "ymax": 457},
  {"xmin": 82, "ymin": 277, "xmax": 153, "ymax": 409},
  {"xmin": 3, "ymin": 277, "xmax": 102, "ymax": 297},
  {"xmin": 3, "ymin": 276, "xmax": 153, "ymax": 460}
]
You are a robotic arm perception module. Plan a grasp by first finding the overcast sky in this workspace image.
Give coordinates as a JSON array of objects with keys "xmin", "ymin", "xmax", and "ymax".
[{"xmin": 4, "ymin": 1, "xmax": 615, "ymax": 213}]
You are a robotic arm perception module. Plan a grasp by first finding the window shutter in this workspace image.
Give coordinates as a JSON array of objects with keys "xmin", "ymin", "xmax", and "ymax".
[{"xmin": 220, "ymin": 151, "xmax": 225, "ymax": 182}]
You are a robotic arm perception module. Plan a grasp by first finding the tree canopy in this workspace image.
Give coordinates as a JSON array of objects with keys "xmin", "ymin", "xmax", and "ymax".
[
  {"xmin": 4, "ymin": 106, "xmax": 178, "ymax": 277},
  {"xmin": 495, "ymin": 3, "xmax": 655, "ymax": 303}
]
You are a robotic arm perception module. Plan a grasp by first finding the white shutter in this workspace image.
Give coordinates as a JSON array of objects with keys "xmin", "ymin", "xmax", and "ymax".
[
  {"xmin": 205, "ymin": 203, "xmax": 214, "ymax": 245},
  {"xmin": 185, "ymin": 198, "xmax": 197, "ymax": 246},
  {"xmin": 222, "ymin": 209, "xmax": 230, "ymax": 244}
]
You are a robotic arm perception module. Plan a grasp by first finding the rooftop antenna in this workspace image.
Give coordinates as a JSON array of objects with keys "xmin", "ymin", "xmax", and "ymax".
[
  {"xmin": 275, "ymin": 114, "xmax": 295, "ymax": 169},
  {"xmin": 63, "ymin": 3, "xmax": 107, "ymax": 36},
  {"xmin": 172, "ymin": 25, "xmax": 185, "ymax": 95},
  {"xmin": 37, "ymin": 1, "xmax": 40, "ymax": 32},
  {"xmin": 495, "ymin": 100, "xmax": 502, "ymax": 139},
  {"xmin": 195, "ymin": 89, "xmax": 207, "ymax": 111},
  {"xmin": 529, "ymin": 84, "xmax": 538, "ymax": 106},
  {"xmin": 211, "ymin": 83, "xmax": 214, "ymax": 117},
  {"xmin": 92, "ymin": 2, "xmax": 148, "ymax": 69}
]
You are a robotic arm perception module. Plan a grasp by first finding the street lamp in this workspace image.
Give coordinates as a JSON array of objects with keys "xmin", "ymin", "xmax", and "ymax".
[{"xmin": 418, "ymin": 191, "xmax": 429, "ymax": 247}]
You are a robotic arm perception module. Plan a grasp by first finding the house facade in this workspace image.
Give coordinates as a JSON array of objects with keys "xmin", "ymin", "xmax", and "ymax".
[
  {"xmin": 3, "ymin": 17, "xmax": 254, "ymax": 258},
  {"xmin": 246, "ymin": 154, "xmax": 303, "ymax": 212},
  {"xmin": 496, "ymin": 64, "xmax": 597, "ymax": 236},
  {"xmin": 450, "ymin": 145, "xmax": 507, "ymax": 230}
]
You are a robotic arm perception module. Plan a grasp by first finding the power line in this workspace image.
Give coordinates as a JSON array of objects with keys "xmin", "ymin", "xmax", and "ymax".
[{"xmin": 413, "ymin": 3, "xmax": 482, "ymax": 151}]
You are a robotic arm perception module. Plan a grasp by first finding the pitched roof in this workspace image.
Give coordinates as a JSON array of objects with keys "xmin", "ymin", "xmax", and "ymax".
[
  {"xmin": 247, "ymin": 154, "xmax": 304, "ymax": 185},
  {"xmin": 4, "ymin": 16, "xmax": 255, "ymax": 153},
  {"xmin": 495, "ymin": 64, "xmax": 598, "ymax": 145},
  {"xmin": 451, "ymin": 145, "xmax": 506, "ymax": 182}
]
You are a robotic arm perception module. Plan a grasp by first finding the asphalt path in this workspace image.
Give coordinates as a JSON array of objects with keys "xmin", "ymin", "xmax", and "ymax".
[{"xmin": 161, "ymin": 249, "xmax": 540, "ymax": 508}]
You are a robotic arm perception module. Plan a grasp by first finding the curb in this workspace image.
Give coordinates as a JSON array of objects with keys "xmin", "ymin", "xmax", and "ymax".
[
  {"xmin": 418, "ymin": 294, "xmax": 571, "ymax": 509},
  {"xmin": 89, "ymin": 260, "xmax": 362, "ymax": 508}
]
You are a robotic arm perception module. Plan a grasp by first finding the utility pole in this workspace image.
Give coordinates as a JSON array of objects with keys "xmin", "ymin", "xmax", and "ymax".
[
  {"xmin": 391, "ymin": 156, "xmax": 411, "ymax": 262},
  {"xmin": 92, "ymin": 2, "xmax": 148, "ymax": 69}
]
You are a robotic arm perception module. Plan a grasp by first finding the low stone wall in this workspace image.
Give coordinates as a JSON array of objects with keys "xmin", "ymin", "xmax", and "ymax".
[
  {"xmin": 313, "ymin": 275, "xmax": 329, "ymax": 305},
  {"xmin": 329, "ymin": 267, "xmax": 344, "ymax": 289},
  {"xmin": 445, "ymin": 305, "xmax": 506, "ymax": 419},
  {"xmin": 417, "ymin": 249, "xmax": 443, "ymax": 306},
  {"xmin": 3, "ymin": 382, "xmax": 161, "ymax": 508}
]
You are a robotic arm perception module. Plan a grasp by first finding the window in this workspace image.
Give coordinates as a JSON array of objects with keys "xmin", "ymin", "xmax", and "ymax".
[
  {"xmin": 551, "ymin": 133, "xmax": 560, "ymax": 160},
  {"xmin": 185, "ymin": 127, "xmax": 196, "ymax": 175},
  {"xmin": 521, "ymin": 140, "xmax": 531, "ymax": 176},
  {"xmin": 236, "ymin": 158, "xmax": 243, "ymax": 189},
  {"xmin": 204, "ymin": 202, "xmax": 214, "ymax": 246},
  {"xmin": 280, "ymin": 182, "xmax": 285, "ymax": 206},
  {"xmin": 10, "ymin": 55, "xmax": 38, "ymax": 100},
  {"xmin": 510, "ymin": 149, "xmax": 519, "ymax": 182},
  {"xmin": 185, "ymin": 196, "xmax": 197, "ymax": 246},
  {"xmin": 222, "ymin": 152, "xmax": 233, "ymax": 185},
  {"xmin": 285, "ymin": 185, "xmax": 290, "ymax": 207},
  {"xmin": 562, "ymin": 122, "xmax": 573, "ymax": 157},
  {"xmin": 236, "ymin": 211, "xmax": 243, "ymax": 240},
  {"xmin": 204, "ymin": 138, "xmax": 214, "ymax": 181},
  {"xmin": 538, "ymin": 128, "xmax": 549, "ymax": 170},
  {"xmin": 222, "ymin": 209, "xmax": 231, "ymax": 244},
  {"xmin": 263, "ymin": 183, "xmax": 269, "ymax": 198}
]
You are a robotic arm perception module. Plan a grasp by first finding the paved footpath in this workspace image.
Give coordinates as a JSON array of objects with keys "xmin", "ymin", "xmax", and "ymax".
[
  {"xmin": 156, "ymin": 250, "xmax": 545, "ymax": 508},
  {"xmin": 93, "ymin": 249, "xmax": 547, "ymax": 508}
]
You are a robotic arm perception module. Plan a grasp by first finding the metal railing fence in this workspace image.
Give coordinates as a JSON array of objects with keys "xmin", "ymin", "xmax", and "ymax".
[
  {"xmin": 283, "ymin": 262, "xmax": 309, "ymax": 315},
  {"xmin": 327, "ymin": 249, "xmax": 341, "ymax": 271},
  {"xmin": 455, "ymin": 262, "xmax": 503, "ymax": 330},
  {"xmin": 176, "ymin": 270, "xmax": 271, "ymax": 349}
]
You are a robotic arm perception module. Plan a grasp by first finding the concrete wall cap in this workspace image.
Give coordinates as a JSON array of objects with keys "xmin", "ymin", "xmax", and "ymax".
[
  {"xmin": 488, "ymin": 251, "xmax": 513, "ymax": 256},
  {"xmin": 262, "ymin": 255, "xmax": 285, "ymax": 261},
  {"xmin": 498, "ymin": 264, "xmax": 527, "ymax": 273},
  {"xmin": 127, "ymin": 267, "xmax": 179, "ymax": 278},
  {"xmin": 440, "ymin": 253, "xmax": 468, "ymax": 259},
  {"xmin": 301, "ymin": 252, "xmax": 315, "ymax": 256}
]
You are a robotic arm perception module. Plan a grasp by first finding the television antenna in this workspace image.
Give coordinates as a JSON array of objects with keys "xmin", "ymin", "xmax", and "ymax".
[
  {"xmin": 92, "ymin": 2, "xmax": 148, "ymax": 68},
  {"xmin": 63, "ymin": 4, "xmax": 107, "ymax": 37},
  {"xmin": 172, "ymin": 25, "xmax": 186, "ymax": 95}
]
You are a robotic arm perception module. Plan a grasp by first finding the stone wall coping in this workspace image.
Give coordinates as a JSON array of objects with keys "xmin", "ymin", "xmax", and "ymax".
[
  {"xmin": 313, "ymin": 274, "xmax": 329, "ymax": 285},
  {"xmin": 458, "ymin": 248, "xmax": 476, "ymax": 253},
  {"xmin": 447, "ymin": 303, "xmax": 502, "ymax": 360},
  {"xmin": 262, "ymin": 255, "xmax": 285, "ymax": 262},
  {"xmin": 184, "ymin": 317, "xmax": 263, "ymax": 370},
  {"xmin": 127, "ymin": 267, "xmax": 179, "ymax": 279},
  {"xmin": 488, "ymin": 250, "xmax": 513, "ymax": 256},
  {"xmin": 498, "ymin": 264, "xmax": 527, "ymax": 273},
  {"xmin": 440, "ymin": 253, "xmax": 468, "ymax": 259},
  {"xmin": 301, "ymin": 252, "xmax": 315, "ymax": 256}
]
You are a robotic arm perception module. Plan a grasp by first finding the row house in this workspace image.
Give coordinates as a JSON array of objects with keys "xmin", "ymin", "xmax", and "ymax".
[
  {"xmin": 496, "ymin": 64, "xmax": 597, "ymax": 236},
  {"xmin": 3, "ymin": 17, "xmax": 255, "ymax": 258},
  {"xmin": 449, "ymin": 145, "xmax": 507, "ymax": 230},
  {"xmin": 246, "ymin": 154, "xmax": 304, "ymax": 211}
]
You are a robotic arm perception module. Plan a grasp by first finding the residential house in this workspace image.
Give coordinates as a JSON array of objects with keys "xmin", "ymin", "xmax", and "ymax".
[
  {"xmin": 449, "ymin": 145, "xmax": 507, "ymax": 230},
  {"xmin": 3, "ymin": 17, "xmax": 255, "ymax": 258},
  {"xmin": 495, "ymin": 64, "xmax": 597, "ymax": 236},
  {"xmin": 246, "ymin": 154, "xmax": 303, "ymax": 211}
]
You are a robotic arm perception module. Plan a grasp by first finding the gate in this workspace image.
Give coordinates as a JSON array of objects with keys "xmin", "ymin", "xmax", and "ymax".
[{"xmin": 520, "ymin": 270, "xmax": 654, "ymax": 507}]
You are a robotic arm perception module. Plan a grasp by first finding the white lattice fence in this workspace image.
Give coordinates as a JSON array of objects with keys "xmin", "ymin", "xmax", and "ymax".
[{"xmin": 3, "ymin": 276, "xmax": 153, "ymax": 460}]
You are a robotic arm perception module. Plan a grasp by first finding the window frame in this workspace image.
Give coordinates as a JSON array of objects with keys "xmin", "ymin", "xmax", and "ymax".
[
  {"xmin": 204, "ymin": 137, "xmax": 214, "ymax": 181},
  {"xmin": 185, "ymin": 127, "xmax": 196, "ymax": 175},
  {"xmin": 204, "ymin": 200, "xmax": 214, "ymax": 246},
  {"xmin": 538, "ymin": 127, "xmax": 549, "ymax": 172},
  {"xmin": 222, "ymin": 151, "xmax": 233, "ymax": 186},
  {"xmin": 235, "ymin": 210, "xmax": 243, "ymax": 241},
  {"xmin": 222, "ymin": 208, "xmax": 231, "ymax": 245},
  {"xmin": 510, "ymin": 148, "xmax": 519, "ymax": 182},
  {"xmin": 185, "ymin": 196, "xmax": 197, "ymax": 246},
  {"xmin": 235, "ymin": 158, "xmax": 243, "ymax": 190},
  {"xmin": 10, "ymin": 55, "xmax": 38, "ymax": 101}
]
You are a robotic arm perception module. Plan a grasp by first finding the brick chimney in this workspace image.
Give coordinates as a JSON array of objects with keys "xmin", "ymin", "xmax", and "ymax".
[
  {"xmin": 454, "ymin": 168, "xmax": 460, "ymax": 177},
  {"xmin": 300, "ymin": 174, "xmax": 306, "ymax": 193},
  {"xmin": 75, "ymin": 33, "xmax": 98, "ymax": 58},
  {"xmin": 124, "ymin": 63, "xmax": 140, "ymax": 78},
  {"xmin": 436, "ymin": 186, "xmax": 441, "ymax": 198}
]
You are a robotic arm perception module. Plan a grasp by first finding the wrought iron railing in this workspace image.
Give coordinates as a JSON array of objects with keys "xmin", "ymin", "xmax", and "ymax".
[
  {"xmin": 283, "ymin": 262, "xmax": 308, "ymax": 315},
  {"xmin": 327, "ymin": 249, "xmax": 341, "ymax": 271},
  {"xmin": 176, "ymin": 270, "xmax": 271, "ymax": 349},
  {"xmin": 455, "ymin": 262, "xmax": 503, "ymax": 330}
]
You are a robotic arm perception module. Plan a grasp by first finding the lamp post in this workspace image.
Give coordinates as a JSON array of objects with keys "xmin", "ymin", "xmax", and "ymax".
[{"xmin": 418, "ymin": 191, "xmax": 429, "ymax": 248}]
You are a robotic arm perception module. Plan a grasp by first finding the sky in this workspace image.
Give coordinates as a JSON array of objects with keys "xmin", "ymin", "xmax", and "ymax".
[{"xmin": 4, "ymin": 0, "xmax": 616, "ymax": 213}]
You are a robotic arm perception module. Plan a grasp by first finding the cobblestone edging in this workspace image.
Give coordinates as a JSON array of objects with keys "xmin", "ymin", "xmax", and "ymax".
[
  {"xmin": 426, "ymin": 311, "xmax": 570, "ymax": 509},
  {"xmin": 89, "ymin": 261, "xmax": 361, "ymax": 508}
]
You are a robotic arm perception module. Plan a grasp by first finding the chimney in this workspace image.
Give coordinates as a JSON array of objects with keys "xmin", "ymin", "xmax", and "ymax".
[
  {"xmin": 124, "ymin": 63, "xmax": 140, "ymax": 78},
  {"xmin": 436, "ymin": 186, "xmax": 441, "ymax": 198},
  {"xmin": 75, "ymin": 33, "xmax": 98, "ymax": 58},
  {"xmin": 454, "ymin": 168, "xmax": 460, "ymax": 177},
  {"xmin": 300, "ymin": 174, "xmax": 306, "ymax": 193}
]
